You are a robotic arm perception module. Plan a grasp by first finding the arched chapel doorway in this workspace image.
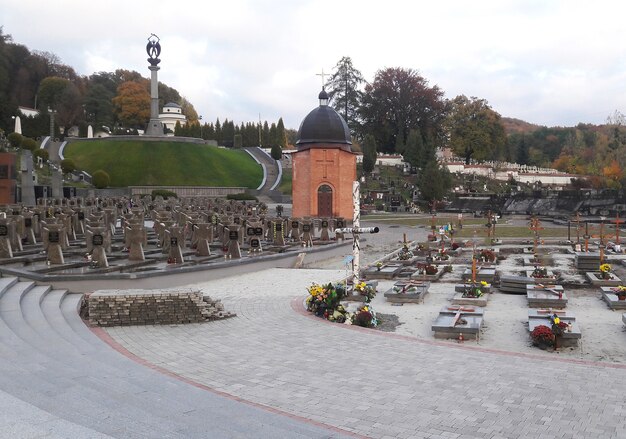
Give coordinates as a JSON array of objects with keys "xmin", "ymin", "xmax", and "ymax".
[{"xmin": 317, "ymin": 184, "xmax": 333, "ymax": 217}]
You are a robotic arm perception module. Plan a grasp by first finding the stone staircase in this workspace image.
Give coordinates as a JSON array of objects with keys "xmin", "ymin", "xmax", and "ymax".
[
  {"xmin": 0, "ymin": 276, "xmax": 345, "ymax": 438},
  {"xmin": 244, "ymin": 147, "xmax": 289, "ymax": 203}
]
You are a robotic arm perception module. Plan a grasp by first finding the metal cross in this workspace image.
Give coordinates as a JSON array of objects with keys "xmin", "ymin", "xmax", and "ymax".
[{"xmin": 316, "ymin": 68, "xmax": 327, "ymax": 88}]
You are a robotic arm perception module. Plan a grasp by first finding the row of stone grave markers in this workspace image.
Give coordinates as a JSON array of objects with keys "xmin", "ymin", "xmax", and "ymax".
[{"xmin": 0, "ymin": 197, "xmax": 348, "ymax": 268}]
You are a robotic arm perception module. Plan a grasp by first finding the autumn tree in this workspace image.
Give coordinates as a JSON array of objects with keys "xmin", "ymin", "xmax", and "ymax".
[
  {"xmin": 446, "ymin": 95, "xmax": 506, "ymax": 164},
  {"xmin": 112, "ymin": 81, "xmax": 150, "ymax": 128},
  {"xmin": 360, "ymin": 67, "xmax": 447, "ymax": 153},
  {"xmin": 326, "ymin": 56, "xmax": 364, "ymax": 136}
]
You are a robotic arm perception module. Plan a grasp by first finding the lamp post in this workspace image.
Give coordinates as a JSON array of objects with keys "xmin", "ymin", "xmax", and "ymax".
[
  {"xmin": 48, "ymin": 107, "xmax": 57, "ymax": 140},
  {"xmin": 198, "ymin": 115, "xmax": 203, "ymax": 139}
]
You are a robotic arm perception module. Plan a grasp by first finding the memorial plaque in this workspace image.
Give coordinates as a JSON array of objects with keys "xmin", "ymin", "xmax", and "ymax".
[
  {"xmin": 117, "ymin": 203, "xmax": 123, "ymax": 209},
  {"xmin": 24, "ymin": 218, "xmax": 32, "ymax": 228},
  {"xmin": 250, "ymin": 238, "xmax": 260, "ymax": 248},
  {"xmin": 321, "ymin": 220, "xmax": 329, "ymax": 228},
  {"xmin": 247, "ymin": 227, "xmax": 255, "ymax": 236},
  {"xmin": 49, "ymin": 231, "xmax": 59, "ymax": 243},
  {"xmin": 165, "ymin": 206, "xmax": 171, "ymax": 211},
  {"xmin": 336, "ymin": 220, "xmax": 344, "ymax": 228},
  {"xmin": 78, "ymin": 212, "xmax": 85, "ymax": 220},
  {"xmin": 234, "ymin": 217, "xmax": 241, "ymax": 224},
  {"xmin": 229, "ymin": 230, "xmax": 238, "ymax": 240},
  {"xmin": 291, "ymin": 221, "xmax": 299, "ymax": 228},
  {"xmin": 255, "ymin": 227, "xmax": 263, "ymax": 236},
  {"xmin": 12, "ymin": 210, "xmax": 19, "ymax": 216},
  {"xmin": 303, "ymin": 224, "xmax": 311, "ymax": 232},
  {"xmin": 170, "ymin": 236, "xmax": 178, "ymax": 246},
  {"xmin": 0, "ymin": 225, "xmax": 7, "ymax": 236},
  {"xmin": 275, "ymin": 223, "xmax": 283, "ymax": 231},
  {"xmin": 583, "ymin": 234, "xmax": 590, "ymax": 239},
  {"xmin": 92, "ymin": 234, "xmax": 104, "ymax": 246}
]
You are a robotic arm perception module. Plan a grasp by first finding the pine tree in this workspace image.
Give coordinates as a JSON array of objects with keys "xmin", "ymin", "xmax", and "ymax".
[
  {"xmin": 418, "ymin": 159, "xmax": 452, "ymax": 203},
  {"xmin": 271, "ymin": 143, "xmax": 282, "ymax": 160},
  {"xmin": 326, "ymin": 56, "xmax": 365, "ymax": 137},
  {"xmin": 277, "ymin": 117, "xmax": 287, "ymax": 148},
  {"xmin": 362, "ymin": 134, "xmax": 377, "ymax": 174}
]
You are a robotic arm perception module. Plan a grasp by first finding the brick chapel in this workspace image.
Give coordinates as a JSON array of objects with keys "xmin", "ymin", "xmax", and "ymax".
[{"xmin": 291, "ymin": 89, "xmax": 356, "ymax": 219}]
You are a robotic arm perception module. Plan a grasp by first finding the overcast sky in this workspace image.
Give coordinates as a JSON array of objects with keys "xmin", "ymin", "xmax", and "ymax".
[{"xmin": 2, "ymin": 0, "xmax": 626, "ymax": 129}]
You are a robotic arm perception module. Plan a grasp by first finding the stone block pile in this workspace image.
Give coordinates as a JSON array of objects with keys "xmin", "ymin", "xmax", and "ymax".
[{"xmin": 88, "ymin": 288, "xmax": 236, "ymax": 327}]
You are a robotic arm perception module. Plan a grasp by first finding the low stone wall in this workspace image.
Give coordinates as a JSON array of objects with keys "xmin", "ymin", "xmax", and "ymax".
[{"xmin": 87, "ymin": 288, "xmax": 235, "ymax": 326}]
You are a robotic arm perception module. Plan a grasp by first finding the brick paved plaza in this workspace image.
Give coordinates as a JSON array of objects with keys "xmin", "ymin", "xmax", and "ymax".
[{"xmin": 103, "ymin": 268, "xmax": 626, "ymax": 439}]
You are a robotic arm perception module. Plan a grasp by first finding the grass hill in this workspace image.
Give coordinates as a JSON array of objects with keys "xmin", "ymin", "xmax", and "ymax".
[{"xmin": 64, "ymin": 140, "xmax": 263, "ymax": 188}]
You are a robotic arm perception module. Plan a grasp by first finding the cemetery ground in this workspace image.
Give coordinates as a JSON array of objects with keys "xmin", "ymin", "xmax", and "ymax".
[{"xmin": 98, "ymin": 213, "xmax": 626, "ymax": 438}]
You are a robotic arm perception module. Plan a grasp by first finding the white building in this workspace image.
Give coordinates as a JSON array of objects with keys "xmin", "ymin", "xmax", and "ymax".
[{"xmin": 159, "ymin": 102, "xmax": 187, "ymax": 134}]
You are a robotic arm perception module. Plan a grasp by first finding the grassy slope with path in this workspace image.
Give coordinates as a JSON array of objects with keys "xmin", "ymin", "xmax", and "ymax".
[{"xmin": 64, "ymin": 140, "xmax": 263, "ymax": 188}]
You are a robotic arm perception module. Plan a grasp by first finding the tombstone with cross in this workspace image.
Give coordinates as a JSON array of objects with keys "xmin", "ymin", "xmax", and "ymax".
[
  {"xmin": 226, "ymin": 225, "xmax": 242, "ymax": 259},
  {"xmin": 272, "ymin": 219, "xmax": 286, "ymax": 246},
  {"xmin": 334, "ymin": 218, "xmax": 346, "ymax": 241},
  {"xmin": 22, "ymin": 211, "xmax": 37, "ymax": 245},
  {"xmin": 0, "ymin": 218, "xmax": 14, "ymax": 258},
  {"xmin": 318, "ymin": 218, "xmax": 332, "ymax": 242},
  {"xmin": 193, "ymin": 223, "xmax": 213, "ymax": 256},
  {"xmin": 166, "ymin": 226, "xmax": 185, "ymax": 264},
  {"xmin": 89, "ymin": 227, "xmax": 109, "ymax": 268},
  {"xmin": 289, "ymin": 218, "xmax": 301, "ymax": 242},
  {"xmin": 246, "ymin": 222, "xmax": 264, "ymax": 254},
  {"xmin": 301, "ymin": 220, "xmax": 314, "ymax": 247},
  {"xmin": 43, "ymin": 223, "xmax": 65, "ymax": 265},
  {"xmin": 125, "ymin": 221, "xmax": 147, "ymax": 262}
]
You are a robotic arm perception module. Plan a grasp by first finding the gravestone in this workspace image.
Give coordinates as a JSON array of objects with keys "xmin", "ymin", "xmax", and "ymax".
[
  {"xmin": 193, "ymin": 223, "xmax": 213, "ymax": 256},
  {"xmin": 334, "ymin": 218, "xmax": 345, "ymax": 241},
  {"xmin": 290, "ymin": 219, "xmax": 301, "ymax": 242},
  {"xmin": 0, "ymin": 219, "xmax": 13, "ymax": 258},
  {"xmin": 126, "ymin": 222, "xmax": 147, "ymax": 262},
  {"xmin": 22, "ymin": 212, "xmax": 36, "ymax": 245},
  {"xmin": 246, "ymin": 222, "xmax": 264, "ymax": 254},
  {"xmin": 432, "ymin": 305, "xmax": 484, "ymax": 340},
  {"xmin": 43, "ymin": 224, "xmax": 65, "ymax": 264},
  {"xmin": 226, "ymin": 225, "xmax": 242, "ymax": 259},
  {"xmin": 89, "ymin": 227, "xmax": 108, "ymax": 268},
  {"xmin": 319, "ymin": 218, "xmax": 331, "ymax": 241},
  {"xmin": 272, "ymin": 219, "xmax": 285, "ymax": 246},
  {"xmin": 301, "ymin": 221, "xmax": 313, "ymax": 247}
]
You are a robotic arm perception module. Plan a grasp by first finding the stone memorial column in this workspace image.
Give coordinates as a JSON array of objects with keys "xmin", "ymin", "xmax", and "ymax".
[
  {"xmin": 89, "ymin": 227, "xmax": 109, "ymax": 268},
  {"xmin": 226, "ymin": 225, "xmax": 242, "ymax": 259},
  {"xmin": 44, "ymin": 224, "xmax": 65, "ymax": 265}
]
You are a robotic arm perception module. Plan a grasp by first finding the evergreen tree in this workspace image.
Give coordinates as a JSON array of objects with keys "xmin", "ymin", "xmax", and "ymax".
[
  {"xmin": 215, "ymin": 118, "xmax": 222, "ymax": 144},
  {"xmin": 269, "ymin": 122, "xmax": 278, "ymax": 146},
  {"xmin": 418, "ymin": 160, "xmax": 452, "ymax": 203},
  {"xmin": 326, "ymin": 56, "xmax": 365, "ymax": 137},
  {"xmin": 234, "ymin": 133, "xmax": 242, "ymax": 148},
  {"xmin": 403, "ymin": 128, "xmax": 423, "ymax": 168},
  {"xmin": 394, "ymin": 135, "xmax": 405, "ymax": 155},
  {"xmin": 262, "ymin": 121, "xmax": 270, "ymax": 147},
  {"xmin": 277, "ymin": 117, "xmax": 287, "ymax": 148},
  {"xmin": 174, "ymin": 121, "xmax": 182, "ymax": 136},
  {"xmin": 270, "ymin": 143, "xmax": 282, "ymax": 160},
  {"xmin": 517, "ymin": 135, "xmax": 529, "ymax": 164},
  {"xmin": 362, "ymin": 134, "xmax": 377, "ymax": 174}
]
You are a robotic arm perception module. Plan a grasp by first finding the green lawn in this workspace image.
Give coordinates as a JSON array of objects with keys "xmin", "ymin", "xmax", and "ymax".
[{"xmin": 65, "ymin": 140, "xmax": 263, "ymax": 188}]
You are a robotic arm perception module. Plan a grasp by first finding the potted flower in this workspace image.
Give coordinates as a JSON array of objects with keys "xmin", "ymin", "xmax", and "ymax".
[
  {"xmin": 375, "ymin": 261, "xmax": 383, "ymax": 271},
  {"xmin": 353, "ymin": 281, "xmax": 377, "ymax": 302},
  {"xmin": 530, "ymin": 324, "xmax": 555, "ymax": 349},
  {"xmin": 477, "ymin": 249, "xmax": 496, "ymax": 263},
  {"xmin": 600, "ymin": 263, "xmax": 613, "ymax": 280},
  {"xmin": 531, "ymin": 265, "xmax": 548, "ymax": 278},
  {"xmin": 425, "ymin": 264, "xmax": 438, "ymax": 275},
  {"xmin": 462, "ymin": 285, "xmax": 483, "ymax": 298},
  {"xmin": 397, "ymin": 244, "xmax": 414, "ymax": 261},
  {"xmin": 612, "ymin": 285, "xmax": 626, "ymax": 301},
  {"xmin": 352, "ymin": 304, "xmax": 377, "ymax": 328}
]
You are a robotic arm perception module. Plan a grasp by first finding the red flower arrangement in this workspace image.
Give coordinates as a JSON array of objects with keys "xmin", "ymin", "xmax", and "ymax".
[
  {"xmin": 425, "ymin": 264, "xmax": 438, "ymax": 275},
  {"xmin": 530, "ymin": 325, "xmax": 555, "ymax": 347}
]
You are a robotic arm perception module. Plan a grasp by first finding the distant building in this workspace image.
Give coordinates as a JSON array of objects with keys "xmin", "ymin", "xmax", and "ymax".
[{"xmin": 159, "ymin": 102, "xmax": 187, "ymax": 134}]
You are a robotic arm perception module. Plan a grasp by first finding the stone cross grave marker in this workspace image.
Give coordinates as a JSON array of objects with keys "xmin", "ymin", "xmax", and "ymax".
[
  {"xmin": 301, "ymin": 220, "xmax": 314, "ymax": 247},
  {"xmin": 193, "ymin": 223, "xmax": 213, "ymax": 256},
  {"xmin": 226, "ymin": 225, "xmax": 242, "ymax": 259},
  {"xmin": 89, "ymin": 227, "xmax": 109, "ymax": 268},
  {"xmin": 126, "ymin": 222, "xmax": 147, "ymax": 262},
  {"xmin": 246, "ymin": 222, "xmax": 264, "ymax": 254},
  {"xmin": 43, "ymin": 224, "xmax": 65, "ymax": 265},
  {"xmin": 290, "ymin": 218, "xmax": 301, "ymax": 242},
  {"xmin": 0, "ymin": 218, "xmax": 13, "ymax": 258},
  {"xmin": 319, "ymin": 218, "xmax": 331, "ymax": 241}
]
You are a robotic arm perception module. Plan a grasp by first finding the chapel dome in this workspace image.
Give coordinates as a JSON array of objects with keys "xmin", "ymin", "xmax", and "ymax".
[{"xmin": 296, "ymin": 89, "xmax": 352, "ymax": 147}]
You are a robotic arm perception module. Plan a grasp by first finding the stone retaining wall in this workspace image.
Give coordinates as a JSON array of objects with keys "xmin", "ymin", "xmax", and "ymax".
[{"xmin": 88, "ymin": 288, "xmax": 235, "ymax": 326}]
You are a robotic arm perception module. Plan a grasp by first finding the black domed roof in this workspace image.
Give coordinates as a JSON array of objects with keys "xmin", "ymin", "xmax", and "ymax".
[{"xmin": 296, "ymin": 93, "xmax": 351, "ymax": 147}]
